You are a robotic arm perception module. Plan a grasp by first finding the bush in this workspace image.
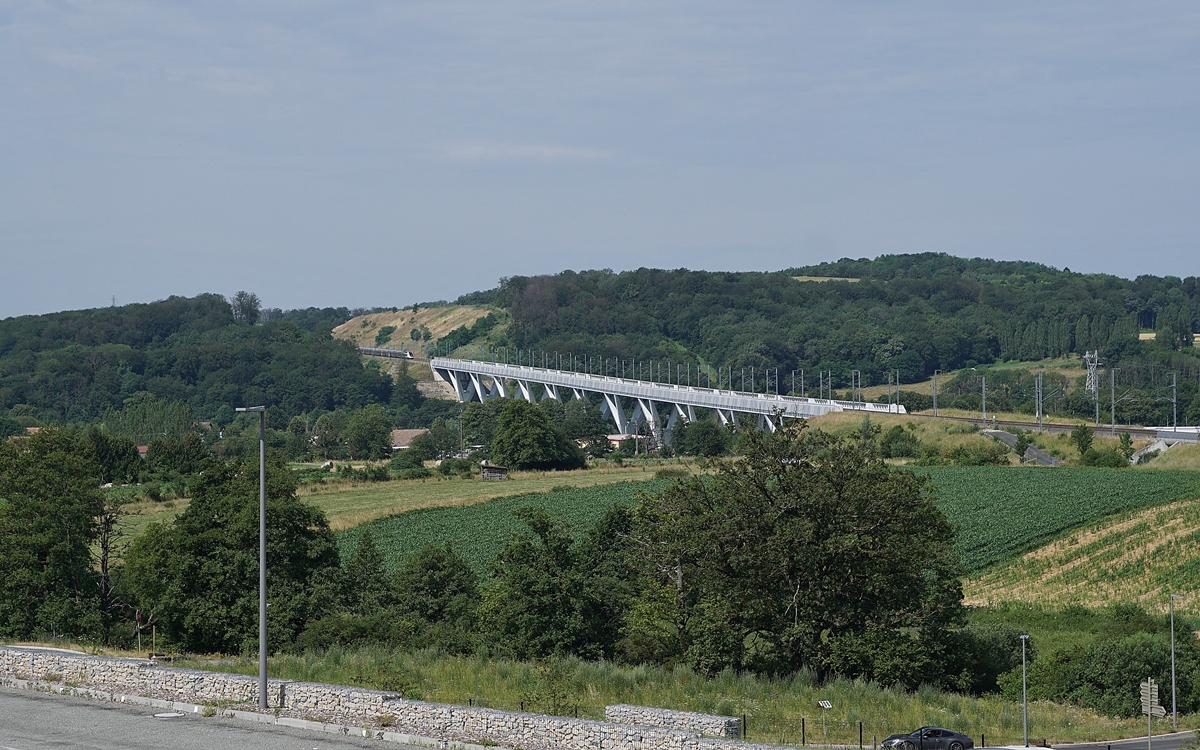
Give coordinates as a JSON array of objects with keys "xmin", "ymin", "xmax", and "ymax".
[
  {"xmin": 880, "ymin": 425, "xmax": 920, "ymax": 458},
  {"xmin": 1081, "ymin": 448, "xmax": 1127, "ymax": 468},
  {"xmin": 390, "ymin": 450, "xmax": 425, "ymax": 470},
  {"xmin": 397, "ymin": 467, "xmax": 432, "ymax": 480},
  {"xmin": 437, "ymin": 458, "xmax": 473, "ymax": 477},
  {"xmin": 673, "ymin": 419, "xmax": 731, "ymax": 457},
  {"xmin": 946, "ymin": 439, "xmax": 1010, "ymax": 466},
  {"xmin": 654, "ymin": 467, "xmax": 689, "ymax": 480},
  {"xmin": 1071, "ymin": 423, "xmax": 1094, "ymax": 455}
]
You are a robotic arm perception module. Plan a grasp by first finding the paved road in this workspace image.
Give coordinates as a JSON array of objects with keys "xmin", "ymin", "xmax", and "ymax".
[
  {"xmin": 1050, "ymin": 730, "xmax": 1199, "ymax": 750},
  {"xmin": 982, "ymin": 430, "xmax": 1064, "ymax": 466},
  {"xmin": 0, "ymin": 686, "xmax": 410, "ymax": 750}
]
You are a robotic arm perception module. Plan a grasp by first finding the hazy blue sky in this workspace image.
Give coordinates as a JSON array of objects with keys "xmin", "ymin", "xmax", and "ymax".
[{"xmin": 2, "ymin": 2, "xmax": 1198, "ymax": 317}]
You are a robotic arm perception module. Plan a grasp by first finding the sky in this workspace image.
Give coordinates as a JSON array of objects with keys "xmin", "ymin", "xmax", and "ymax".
[{"xmin": 2, "ymin": 1, "xmax": 1198, "ymax": 318}]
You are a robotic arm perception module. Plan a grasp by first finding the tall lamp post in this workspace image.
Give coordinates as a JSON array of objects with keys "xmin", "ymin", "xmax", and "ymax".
[
  {"xmin": 236, "ymin": 405, "xmax": 268, "ymax": 710},
  {"xmin": 1171, "ymin": 594, "xmax": 1180, "ymax": 730},
  {"xmin": 1021, "ymin": 634, "xmax": 1030, "ymax": 747}
]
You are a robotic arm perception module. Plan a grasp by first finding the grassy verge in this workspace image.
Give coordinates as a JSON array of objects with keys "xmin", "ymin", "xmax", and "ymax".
[{"xmin": 171, "ymin": 646, "xmax": 1196, "ymax": 745}]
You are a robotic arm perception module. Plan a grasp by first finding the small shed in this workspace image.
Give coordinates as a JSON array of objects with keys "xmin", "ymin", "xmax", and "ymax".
[{"xmin": 480, "ymin": 462, "xmax": 508, "ymax": 481}]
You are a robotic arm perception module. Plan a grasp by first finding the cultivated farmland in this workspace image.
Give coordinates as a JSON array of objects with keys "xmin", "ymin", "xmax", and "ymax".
[
  {"xmin": 339, "ymin": 480, "xmax": 669, "ymax": 573},
  {"xmin": 965, "ymin": 494, "xmax": 1200, "ymax": 615},
  {"xmin": 344, "ymin": 465, "xmax": 1200, "ymax": 577}
]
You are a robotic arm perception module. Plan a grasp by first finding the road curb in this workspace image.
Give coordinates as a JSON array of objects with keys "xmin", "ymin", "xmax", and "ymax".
[{"xmin": 0, "ymin": 675, "xmax": 495, "ymax": 749}]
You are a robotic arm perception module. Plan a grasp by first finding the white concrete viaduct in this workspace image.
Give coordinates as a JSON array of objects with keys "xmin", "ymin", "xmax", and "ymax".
[{"xmin": 430, "ymin": 358, "xmax": 904, "ymax": 446}]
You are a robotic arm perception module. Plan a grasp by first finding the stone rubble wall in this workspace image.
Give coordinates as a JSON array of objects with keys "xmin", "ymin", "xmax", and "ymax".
[
  {"xmin": 604, "ymin": 705, "xmax": 741, "ymax": 738},
  {"xmin": 0, "ymin": 647, "xmax": 785, "ymax": 750}
]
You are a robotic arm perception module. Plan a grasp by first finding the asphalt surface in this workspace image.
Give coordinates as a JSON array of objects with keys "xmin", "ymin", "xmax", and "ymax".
[
  {"xmin": 1050, "ymin": 729, "xmax": 1198, "ymax": 750},
  {"xmin": 982, "ymin": 430, "xmax": 1064, "ymax": 466},
  {"xmin": 0, "ymin": 686, "xmax": 415, "ymax": 750}
]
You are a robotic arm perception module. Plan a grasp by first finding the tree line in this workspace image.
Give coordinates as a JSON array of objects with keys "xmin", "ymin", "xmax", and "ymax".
[
  {"xmin": 3, "ymin": 422, "xmax": 1195, "ymax": 716},
  {"xmin": 453, "ymin": 254, "xmax": 1199, "ymax": 390}
]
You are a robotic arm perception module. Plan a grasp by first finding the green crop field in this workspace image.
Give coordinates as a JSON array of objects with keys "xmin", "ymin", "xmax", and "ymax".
[
  {"xmin": 346, "ymin": 466, "xmax": 1200, "ymax": 578},
  {"xmin": 339, "ymin": 480, "xmax": 670, "ymax": 573},
  {"xmin": 921, "ymin": 467, "xmax": 1200, "ymax": 574}
]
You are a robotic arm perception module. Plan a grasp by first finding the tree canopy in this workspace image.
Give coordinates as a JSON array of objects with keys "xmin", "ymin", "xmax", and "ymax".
[
  {"xmin": 490, "ymin": 400, "xmax": 585, "ymax": 470},
  {"xmin": 631, "ymin": 422, "xmax": 965, "ymax": 683},
  {"xmin": 122, "ymin": 457, "xmax": 340, "ymax": 653}
]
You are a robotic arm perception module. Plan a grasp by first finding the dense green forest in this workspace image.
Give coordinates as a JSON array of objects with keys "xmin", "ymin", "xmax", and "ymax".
[
  {"xmin": 3, "ymin": 254, "xmax": 1199, "ymax": 434},
  {"xmin": 455, "ymin": 253, "xmax": 1199, "ymax": 387},
  {"xmin": 0, "ymin": 294, "xmax": 440, "ymax": 430}
]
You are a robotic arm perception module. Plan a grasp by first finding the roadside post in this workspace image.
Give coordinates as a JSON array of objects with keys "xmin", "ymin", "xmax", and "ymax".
[
  {"xmin": 818, "ymin": 701, "xmax": 831, "ymax": 743},
  {"xmin": 1141, "ymin": 677, "xmax": 1165, "ymax": 750}
]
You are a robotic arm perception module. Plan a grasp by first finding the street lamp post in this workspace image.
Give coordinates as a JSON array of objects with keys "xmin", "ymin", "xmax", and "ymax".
[
  {"xmin": 236, "ymin": 405, "xmax": 268, "ymax": 710},
  {"xmin": 1021, "ymin": 634, "xmax": 1030, "ymax": 746},
  {"xmin": 1171, "ymin": 594, "xmax": 1180, "ymax": 729}
]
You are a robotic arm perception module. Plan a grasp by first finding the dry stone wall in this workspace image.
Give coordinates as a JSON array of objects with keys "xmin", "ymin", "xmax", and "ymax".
[
  {"xmin": 0, "ymin": 647, "xmax": 784, "ymax": 750},
  {"xmin": 605, "ymin": 705, "xmax": 740, "ymax": 738}
]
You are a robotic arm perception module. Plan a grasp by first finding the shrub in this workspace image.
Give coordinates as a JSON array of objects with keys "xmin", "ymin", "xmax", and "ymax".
[
  {"xmin": 1081, "ymin": 448, "xmax": 1127, "ymax": 468},
  {"xmin": 437, "ymin": 458, "xmax": 473, "ymax": 477},
  {"xmin": 390, "ymin": 450, "xmax": 425, "ymax": 470},
  {"xmin": 397, "ymin": 467, "xmax": 432, "ymax": 480},
  {"xmin": 880, "ymin": 425, "xmax": 920, "ymax": 458}
]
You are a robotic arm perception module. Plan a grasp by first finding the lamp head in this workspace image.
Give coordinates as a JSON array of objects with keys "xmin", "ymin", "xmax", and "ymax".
[{"xmin": 236, "ymin": 406, "xmax": 266, "ymax": 413}]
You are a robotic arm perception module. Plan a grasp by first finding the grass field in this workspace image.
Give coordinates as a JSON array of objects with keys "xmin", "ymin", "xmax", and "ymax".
[
  {"xmin": 298, "ymin": 462, "xmax": 677, "ymax": 531},
  {"xmin": 173, "ymin": 646, "xmax": 1196, "ymax": 745},
  {"xmin": 116, "ymin": 461, "xmax": 676, "ymax": 542},
  {"xmin": 965, "ymin": 494, "xmax": 1200, "ymax": 616}
]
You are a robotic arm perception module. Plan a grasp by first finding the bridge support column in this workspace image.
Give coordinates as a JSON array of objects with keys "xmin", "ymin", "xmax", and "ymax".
[
  {"xmin": 487, "ymin": 376, "xmax": 508, "ymax": 399},
  {"xmin": 517, "ymin": 380, "xmax": 536, "ymax": 403},
  {"xmin": 601, "ymin": 393, "xmax": 628, "ymax": 434},
  {"xmin": 469, "ymin": 373, "xmax": 487, "ymax": 402}
]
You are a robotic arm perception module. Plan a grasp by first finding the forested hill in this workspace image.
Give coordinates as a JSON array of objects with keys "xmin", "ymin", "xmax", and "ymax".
[
  {"xmin": 454, "ymin": 254, "xmax": 1199, "ymax": 385},
  {"xmin": 0, "ymin": 295, "xmax": 397, "ymax": 426},
  {"xmin": 4, "ymin": 254, "xmax": 1198, "ymax": 429}
]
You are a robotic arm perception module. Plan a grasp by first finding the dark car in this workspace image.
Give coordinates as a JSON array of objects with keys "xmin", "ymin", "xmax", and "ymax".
[{"xmin": 882, "ymin": 727, "xmax": 976, "ymax": 750}]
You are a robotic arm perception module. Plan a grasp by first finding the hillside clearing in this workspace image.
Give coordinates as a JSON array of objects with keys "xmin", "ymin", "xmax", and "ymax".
[{"xmin": 333, "ymin": 305, "xmax": 500, "ymax": 350}]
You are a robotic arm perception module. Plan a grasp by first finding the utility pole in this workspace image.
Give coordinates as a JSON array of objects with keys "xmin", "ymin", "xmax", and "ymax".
[
  {"xmin": 1035, "ymin": 372, "xmax": 1043, "ymax": 429},
  {"xmin": 1172, "ymin": 372, "xmax": 1178, "ymax": 428},
  {"xmin": 1085, "ymin": 351, "xmax": 1101, "ymax": 426},
  {"xmin": 1111, "ymin": 368, "xmax": 1118, "ymax": 435},
  {"xmin": 982, "ymin": 375, "xmax": 987, "ymax": 421},
  {"xmin": 932, "ymin": 370, "xmax": 940, "ymax": 417}
]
